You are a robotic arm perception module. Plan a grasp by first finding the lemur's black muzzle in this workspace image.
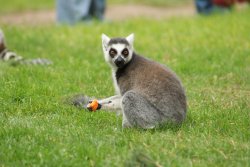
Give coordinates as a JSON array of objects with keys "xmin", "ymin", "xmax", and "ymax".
[{"xmin": 114, "ymin": 56, "xmax": 125, "ymax": 68}]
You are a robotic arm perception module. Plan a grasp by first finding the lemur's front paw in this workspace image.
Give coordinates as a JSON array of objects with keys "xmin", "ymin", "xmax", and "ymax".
[{"xmin": 87, "ymin": 100, "xmax": 102, "ymax": 112}]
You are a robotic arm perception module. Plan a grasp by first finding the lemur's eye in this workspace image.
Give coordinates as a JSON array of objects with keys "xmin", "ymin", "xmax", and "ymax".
[
  {"xmin": 122, "ymin": 48, "xmax": 129, "ymax": 57},
  {"xmin": 109, "ymin": 48, "xmax": 117, "ymax": 58}
]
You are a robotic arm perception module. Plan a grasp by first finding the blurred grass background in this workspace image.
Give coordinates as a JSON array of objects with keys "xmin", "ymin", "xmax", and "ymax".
[{"xmin": 0, "ymin": 0, "xmax": 192, "ymax": 14}]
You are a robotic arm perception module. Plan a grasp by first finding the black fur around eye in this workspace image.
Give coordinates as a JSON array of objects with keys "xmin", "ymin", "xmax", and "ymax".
[
  {"xmin": 122, "ymin": 48, "xmax": 129, "ymax": 57},
  {"xmin": 109, "ymin": 48, "xmax": 117, "ymax": 58}
]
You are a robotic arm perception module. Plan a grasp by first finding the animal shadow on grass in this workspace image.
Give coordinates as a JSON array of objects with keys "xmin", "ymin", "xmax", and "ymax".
[
  {"xmin": 125, "ymin": 149, "xmax": 161, "ymax": 167},
  {"xmin": 157, "ymin": 113, "xmax": 196, "ymax": 132},
  {"xmin": 120, "ymin": 112, "xmax": 196, "ymax": 133},
  {"xmin": 12, "ymin": 96, "xmax": 27, "ymax": 104}
]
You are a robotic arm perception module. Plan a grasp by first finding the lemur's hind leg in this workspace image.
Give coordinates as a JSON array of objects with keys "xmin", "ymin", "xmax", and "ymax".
[{"xmin": 122, "ymin": 91, "xmax": 162, "ymax": 129}]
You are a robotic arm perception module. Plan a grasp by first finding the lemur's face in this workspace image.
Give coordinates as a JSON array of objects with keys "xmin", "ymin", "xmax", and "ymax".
[{"xmin": 102, "ymin": 34, "xmax": 134, "ymax": 69}]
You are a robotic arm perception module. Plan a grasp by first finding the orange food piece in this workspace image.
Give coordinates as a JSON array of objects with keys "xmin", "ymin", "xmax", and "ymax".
[{"xmin": 87, "ymin": 99, "xmax": 99, "ymax": 112}]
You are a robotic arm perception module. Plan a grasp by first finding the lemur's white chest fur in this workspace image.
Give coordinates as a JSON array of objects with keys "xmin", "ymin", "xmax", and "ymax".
[{"xmin": 112, "ymin": 70, "xmax": 121, "ymax": 95}]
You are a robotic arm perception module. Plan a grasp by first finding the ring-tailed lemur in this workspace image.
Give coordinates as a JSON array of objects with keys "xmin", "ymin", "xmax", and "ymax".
[
  {"xmin": 72, "ymin": 33, "xmax": 187, "ymax": 129},
  {"xmin": 0, "ymin": 29, "xmax": 52, "ymax": 66}
]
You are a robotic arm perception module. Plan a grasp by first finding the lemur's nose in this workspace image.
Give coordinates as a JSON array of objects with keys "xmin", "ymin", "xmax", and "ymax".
[{"xmin": 114, "ymin": 56, "xmax": 125, "ymax": 68}]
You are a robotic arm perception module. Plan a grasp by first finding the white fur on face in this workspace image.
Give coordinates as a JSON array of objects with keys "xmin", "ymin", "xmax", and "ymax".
[
  {"xmin": 103, "ymin": 43, "xmax": 133, "ymax": 71},
  {"xmin": 102, "ymin": 33, "xmax": 134, "ymax": 71}
]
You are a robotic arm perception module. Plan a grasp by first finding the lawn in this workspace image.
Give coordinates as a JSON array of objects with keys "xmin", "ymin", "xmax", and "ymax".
[
  {"xmin": 0, "ymin": 0, "xmax": 54, "ymax": 14},
  {"xmin": 0, "ymin": 8, "xmax": 250, "ymax": 167}
]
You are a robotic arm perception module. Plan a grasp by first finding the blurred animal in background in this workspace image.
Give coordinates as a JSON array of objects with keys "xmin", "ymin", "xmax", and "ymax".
[{"xmin": 0, "ymin": 29, "xmax": 52, "ymax": 66}]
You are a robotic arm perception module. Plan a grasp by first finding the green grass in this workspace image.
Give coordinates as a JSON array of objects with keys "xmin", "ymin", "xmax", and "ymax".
[
  {"xmin": 0, "ymin": 0, "xmax": 191, "ymax": 14},
  {"xmin": 1, "ymin": 9, "xmax": 250, "ymax": 167},
  {"xmin": 0, "ymin": 0, "xmax": 54, "ymax": 14}
]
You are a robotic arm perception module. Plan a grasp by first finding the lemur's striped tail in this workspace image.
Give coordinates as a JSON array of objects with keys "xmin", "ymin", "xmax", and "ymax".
[
  {"xmin": 0, "ymin": 49, "xmax": 52, "ymax": 66},
  {"xmin": 19, "ymin": 58, "xmax": 52, "ymax": 65}
]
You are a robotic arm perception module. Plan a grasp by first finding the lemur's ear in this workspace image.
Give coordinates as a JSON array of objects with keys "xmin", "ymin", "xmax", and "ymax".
[
  {"xmin": 126, "ymin": 33, "xmax": 134, "ymax": 45},
  {"xmin": 102, "ymin": 34, "xmax": 110, "ymax": 51}
]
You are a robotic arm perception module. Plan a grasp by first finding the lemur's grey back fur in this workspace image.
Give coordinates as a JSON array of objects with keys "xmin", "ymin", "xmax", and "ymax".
[{"xmin": 116, "ymin": 52, "xmax": 187, "ymax": 127}]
